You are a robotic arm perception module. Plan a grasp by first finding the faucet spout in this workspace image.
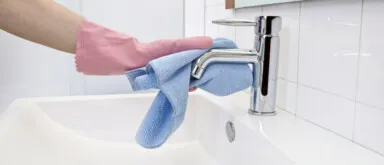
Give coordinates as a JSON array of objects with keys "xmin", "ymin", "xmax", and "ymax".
[
  {"xmin": 192, "ymin": 49, "xmax": 259, "ymax": 79},
  {"xmin": 192, "ymin": 16, "xmax": 282, "ymax": 116}
]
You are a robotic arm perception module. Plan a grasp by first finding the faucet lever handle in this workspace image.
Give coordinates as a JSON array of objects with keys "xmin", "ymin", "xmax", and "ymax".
[
  {"xmin": 213, "ymin": 16, "xmax": 282, "ymax": 35},
  {"xmin": 212, "ymin": 19, "xmax": 258, "ymax": 26}
]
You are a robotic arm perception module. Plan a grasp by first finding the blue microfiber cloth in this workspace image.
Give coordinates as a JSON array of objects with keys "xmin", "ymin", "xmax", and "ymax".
[{"xmin": 125, "ymin": 38, "xmax": 253, "ymax": 149}]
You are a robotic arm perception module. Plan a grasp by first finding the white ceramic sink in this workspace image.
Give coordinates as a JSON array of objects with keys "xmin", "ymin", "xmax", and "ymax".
[{"xmin": 0, "ymin": 91, "xmax": 383, "ymax": 165}]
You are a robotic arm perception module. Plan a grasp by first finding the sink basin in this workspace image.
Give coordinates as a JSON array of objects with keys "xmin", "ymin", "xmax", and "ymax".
[{"xmin": 0, "ymin": 90, "xmax": 383, "ymax": 165}]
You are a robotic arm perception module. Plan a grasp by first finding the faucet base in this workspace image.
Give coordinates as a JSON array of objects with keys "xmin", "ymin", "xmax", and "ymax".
[{"xmin": 248, "ymin": 109, "xmax": 276, "ymax": 116}]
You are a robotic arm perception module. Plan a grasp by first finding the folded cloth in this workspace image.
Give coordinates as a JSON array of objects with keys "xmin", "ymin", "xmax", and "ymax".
[{"xmin": 125, "ymin": 38, "xmax": 253, "ymax": 149}]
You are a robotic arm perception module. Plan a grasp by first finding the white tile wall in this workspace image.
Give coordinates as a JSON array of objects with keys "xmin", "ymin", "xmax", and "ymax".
[
  {"xmin": 217, "ymin": 8, "xmax": 236, "ymax": 41},
  {"xmin": 299, "ymin": 0, "xmax": 362, "ymax": 100},
  {"xmin": 205, "ymin": 5, "xmax": 235, "ymax": 40},
  {"xmin": 199, "ymin": 0, "xmax": 384, "ymax": 156},
  {"xmin": 354, "ymin": 103, "xmax": 384, "ymax": 155},
  {"xmin": 297, "ymin": 85, "xmax": 355, "ymax": 139},
  {"xmin": 205, "ymin": 6, "xmax": 221, "ymax": 38},
  {"xmin": 276, "ymin": 79, "xmax": 297, "ymax": 114},
  {"xmin": 234, "ymin": 7, "xmax": 262, "ymax": 48},
  {"xmin": 356, "ymin": 0, "xmax": 384, "ymax": 110},
  {"xmin": 185, "ymin": 0, "xmax": 205, "ymax": 37}
]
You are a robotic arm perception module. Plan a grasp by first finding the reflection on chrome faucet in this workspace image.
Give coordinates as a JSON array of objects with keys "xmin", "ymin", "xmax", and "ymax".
[{"xmin": 192, "ymin": 16, "xmax": 282, "ymax": 116}]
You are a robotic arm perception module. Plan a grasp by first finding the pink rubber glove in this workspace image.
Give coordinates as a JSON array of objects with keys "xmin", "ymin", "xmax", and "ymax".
[{"xmin": 75, "ymin": 20, "xmax": 213, "ymax": 75}]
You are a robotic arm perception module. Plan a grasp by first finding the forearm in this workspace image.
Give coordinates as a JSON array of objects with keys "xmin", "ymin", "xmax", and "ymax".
[{"xmin": 0, "ymin": 0, "xmax": 84, "ymax": 53}]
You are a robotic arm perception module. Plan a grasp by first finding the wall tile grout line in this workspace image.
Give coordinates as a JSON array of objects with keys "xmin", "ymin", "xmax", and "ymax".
[
  {"xmin": 295, "ymin": 1, "xmax": 303, "ymax": 116},
  {"xmin": 279, "ymin": 77, "xmax": 297, "ymax": 84},
  {"xmin": 298, "ymin": 83, "xmax": 355, "ymax": 102},
  {"xmin": 355, "ymin": 101, "xmax": 384, "ymax": 113},
  {"xmin": 297, "ymin": 81, "xmax": 384, "ymax": 112},
  {"xmin": 280, "ymin": 76, "xmax": 384, "ymax": 113},
  {"xmin": 261, "ymin": 4, "xmax": 264, "ymax": 13},
  {"xmin": 233, "ymin": 6, "xmax": 237, "ymax": 47},
  {"xmin": 183, "ymin": 0, "xmax": 186, "ymax": 38},
  {"xmin": 294, "ymin": 110, "xmax": 384, "ymax": 157},
  {"xmin": 276, "ymin": 105, "xmax": 295, "ymax": 115},
  {"xmin": 78, "ymin": 0, "xmax": 86, "ymax": 96},
  {"xmin": 203, "ymin": 0, "xmax": 206, "ymax": 36},
  {"xmin": 294, "ymin": 3, "xmax": 303, "ymax": 152},
  {"xmin": 280, "ymin": 101, "xmax": 384, "ymax": 157},
  {"xmin": 352, "ymin": 0, "xmax": 366, "ymax": 141},
  {"xmin": 352, "ymin": 139, "xmax": 384, "ymax": 158}
]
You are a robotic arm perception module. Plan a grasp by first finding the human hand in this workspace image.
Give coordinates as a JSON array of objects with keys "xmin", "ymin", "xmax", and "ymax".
[
  {"xmin": 75, "ymin": 20, "xmax": 213, "ymax": 75},
  {"xmin": 189, "ymin": 87, "xmax": 198, "ymax": 92}
]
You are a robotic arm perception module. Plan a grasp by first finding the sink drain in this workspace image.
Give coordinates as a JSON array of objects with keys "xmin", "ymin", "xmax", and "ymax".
[{"xmin": 225, "ymin": 121, "xmax": 236, "ymax": 143}]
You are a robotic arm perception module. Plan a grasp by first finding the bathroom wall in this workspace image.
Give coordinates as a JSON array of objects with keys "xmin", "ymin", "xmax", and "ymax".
[
  {"xmin": 0, "ymin": 0, "xmax": 184, "ymax": 112},
  {"xmin": 190, "ymin": 0, "xmax": 384, "ymax": 156},
  {"xmin": 0, "ymin": 1, "xmax": 78, "ymax": 112}
]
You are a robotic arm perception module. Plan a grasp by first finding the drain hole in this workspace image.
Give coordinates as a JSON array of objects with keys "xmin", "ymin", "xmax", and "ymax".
[{"xmin": 225, "ymin": 121, "xmax": 236, "ymax": 143}]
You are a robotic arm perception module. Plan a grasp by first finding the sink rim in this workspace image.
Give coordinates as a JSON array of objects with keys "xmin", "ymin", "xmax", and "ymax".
[{"xmin": 1, "ymin": 91, "xmax": 384, "ymax": 165}]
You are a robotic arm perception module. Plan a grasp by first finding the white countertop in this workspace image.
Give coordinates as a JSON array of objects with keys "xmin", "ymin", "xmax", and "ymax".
[{"xmin": 202, "ymin": 90, "xmax": 384, "ymax": 165}]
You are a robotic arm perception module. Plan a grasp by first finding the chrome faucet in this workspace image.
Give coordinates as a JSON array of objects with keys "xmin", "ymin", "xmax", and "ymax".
[{"xmin": 192, "ymin": 16, "xmax": 282, "ymax": 116}]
